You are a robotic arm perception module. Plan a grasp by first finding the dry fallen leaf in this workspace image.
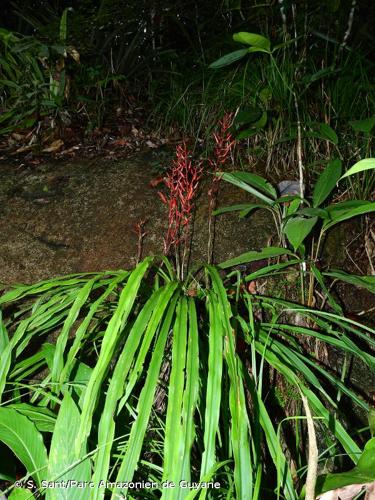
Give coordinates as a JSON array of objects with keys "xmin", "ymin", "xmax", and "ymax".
[
  {"xmin": 42, "ymin": 139, "xmax": 64, "ymax": 153},
  {"xmin": 317, "ymin": 482, "xmax": 375, "ymax": 500}
]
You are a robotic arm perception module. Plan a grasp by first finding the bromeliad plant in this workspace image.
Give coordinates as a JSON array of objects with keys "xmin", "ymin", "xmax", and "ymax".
[{"xmin": 0, "ymin": 257, "xmax": 375, "ymax": 500}]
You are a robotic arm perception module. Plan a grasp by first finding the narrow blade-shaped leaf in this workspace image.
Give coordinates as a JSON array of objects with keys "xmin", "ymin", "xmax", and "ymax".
[
  {"xmin": 218, "ymin": 171, "xmax": 277, "ymax": 203},
  {"xmin": 113, "ymin": 295, "xmax": 178, "ymax": 498},
  {"xmin": 219, "ymin": 247, "xmax": 292, "ymax": 269},
  {"xmin": 324, "ymin": 270, "xmax": 375, "ymax": 294},
  {"xmin": 323, "ymin": 201, "xmax": 375, "ymax": 230},
  {"xmin": 75, "ymin": 258, "xmax": 152, "ymax": 457},
  {"xmin": 46, "ymin": 392, "xmax": 91, "ymax": 500},
  {"xmin": 340, "ymin": 158, "xmax": 375, "ymax": 179},
  {"xmin": 200, "ymin": 292, "xmax": 223, "ymax": 477},
  {"xmin": 209, "ymin": 49, "xmax": 248, "ymax": 69}
]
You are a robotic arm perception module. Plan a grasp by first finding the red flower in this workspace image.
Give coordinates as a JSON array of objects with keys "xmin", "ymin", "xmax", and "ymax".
[{"xmin": 163, "ymin": 142, "xmax": 202, "ymax": 255}]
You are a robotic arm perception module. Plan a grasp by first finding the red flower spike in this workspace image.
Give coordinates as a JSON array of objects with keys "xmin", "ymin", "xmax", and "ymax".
[{"xmin": 162, "ymin": 142, "xmax": 202, "ymax": 255}]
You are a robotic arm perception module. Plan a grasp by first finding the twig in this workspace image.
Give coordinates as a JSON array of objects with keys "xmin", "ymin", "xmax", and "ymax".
[
  {"xmin": 133, "ymin": 219, "xmax": 147, "ymax": 264},
  {"xmin": 301, "ymin": 394, "xmax": 318, "ymax": 500}
]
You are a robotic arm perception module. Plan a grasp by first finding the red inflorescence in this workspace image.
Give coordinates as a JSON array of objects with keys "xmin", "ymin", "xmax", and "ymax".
[
  {"xmin": 209, "ymin": 112, "xmax": 235, "ymax": 172},
  {"xmin": 161, "ymin": 142, "xmax": 202, "ymax": 254}
]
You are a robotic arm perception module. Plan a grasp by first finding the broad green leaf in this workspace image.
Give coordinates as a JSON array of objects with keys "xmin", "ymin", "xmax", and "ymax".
[
  {"xmin": 239, "ymin": 204, "xmax": 266, "ymax": 217},
  {"xmin": 247, "ymin": 46, "xmax": 271, "ymax": 54},
  {"xmin": 295, "ymin": 207, "xmax": 328, "ymax": 218},
  {"xmin": 0, "ymin": 408, "xmax": 48, "ymax": 487},
  {"xmin": 233, "ymin": 108, "xmax": 262, "ymax": 125},
  {"xmin": 209, "ymin": 49, "xmax": 248, "ymax": 69},
  {"xmin": 349, "ymin": 116, "xmax": 375, "ymax": 134},
  {"xmin": 219, "ymin": 247, "xmax": 292, "ymax": 269},
  {"xmin": 286, "ymin": 198, "xmax": 302, "ymax": 216},
  {"xmin": 46, "ymin": 392, "xmax": 91, "ymax": 500},
  {"xmin": 253, "ymin": 111, "xmax": 267, "ymax": 128},
  {"xmin": 236, "ymin": 128, "xmax": 258, "ymax": 139},
  {"xmin": 218, "ymin": 171, "xmax": 276, "ymax": 204},
  {"xmin": 314, "ymin": 438, "xmax": 375, "ymax": 497},
  {"xmin": 283, "ymin": 217, "xmax": 318, "ymax": 251},
  {"xmin": 313, "ymin": 159, "xmax": 342, "ymax": 207},
  {"xmin": 233, "ymin": 32, "xmax": 271, "ymax": 52},
  {"xmin": 340, "ymin": 158, "xmax": 375, "ymax": 179}
]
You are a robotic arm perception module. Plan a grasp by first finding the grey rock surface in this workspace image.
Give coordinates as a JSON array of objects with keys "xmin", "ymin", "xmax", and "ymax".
[{"xmin": 0, "ymin": 152, "xmax": 275, "ymax": 284}]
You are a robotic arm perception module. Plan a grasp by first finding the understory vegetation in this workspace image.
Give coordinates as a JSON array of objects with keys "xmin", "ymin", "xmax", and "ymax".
[{"xmin": 0, "ymin": 1, "xmax": 375, "ymax": 499}]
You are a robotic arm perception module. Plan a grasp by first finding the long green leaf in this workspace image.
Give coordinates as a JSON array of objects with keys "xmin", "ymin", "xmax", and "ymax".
[
  {"xmin": 180, "ymin": 298, "xmax": 200, "ymax": 485},
  {"xmin": 51, "ymin": 278, "xmax": 98, "ymax": 386},
  {"xmin": 209, "ymin": 49, "xmax": 248, "ymax": 69},
  {"xmin": 340, "ymin": 158, "xmax": 375, "ymax": 179},
  {"xmin": 113, "ymin": 295, "xmax": 179, "ymax": 499},
  {"xmin": 219, "ymin": 247, "xmax": 292, "ymax": 269},
  {"xmin": 323, "ymin": 201, "xmax": 375, "ymax": 230},
  {"xmin": 92, "ymin": 284, "xmax": 177, "ymax": 499},
  {"xmin": 324, "ymin": 270, "xmax": 375, "ymax": 294},
  {"xmin": 75, "ymin": 258, "xmax": 152, "ymax": 457},
  {"xmin": 200, "ymin": 291, "xmax": 224, "ymax": 479},
  {"xmin": 218, "ymin": 171, "xmax": 276, "ymax": 204},
  {"xmin": 59, "ymin": 274, "xmax": 127, "ymax": 385},
  {"xmin": 208, "ymin": 266, "xmax": 253, "ymax": 500},
  {"xmin": 162, "ymin": 297, "xmax": 188, "ymax": 499},
  {"xmin": 46, "ymin": 392, "xmax": 91, "ymax": 500}
]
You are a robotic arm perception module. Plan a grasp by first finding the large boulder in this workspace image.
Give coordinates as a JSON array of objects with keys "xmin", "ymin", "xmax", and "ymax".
[{"xmin": 0, "ymin": 152, "xmax": 274, "ymax": 284}]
